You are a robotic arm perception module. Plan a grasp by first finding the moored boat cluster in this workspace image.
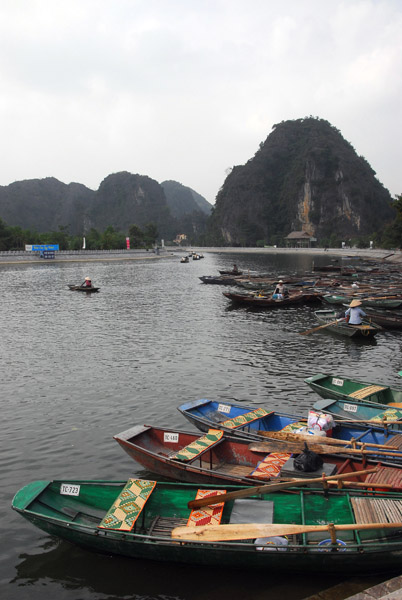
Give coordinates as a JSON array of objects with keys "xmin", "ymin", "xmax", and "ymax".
[{"xmin": 11, "ymin": 256, "xmax": 402, "ymax": 574}]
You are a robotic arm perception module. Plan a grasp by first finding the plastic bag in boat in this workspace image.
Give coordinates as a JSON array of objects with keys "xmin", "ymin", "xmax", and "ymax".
[
  {"xmin": 293, "ymin": 442, "xmax": 324, "ymax": 472},
  {"xmin": 308, "ymin": 410, "xmax": 334, "ymax": 433}
]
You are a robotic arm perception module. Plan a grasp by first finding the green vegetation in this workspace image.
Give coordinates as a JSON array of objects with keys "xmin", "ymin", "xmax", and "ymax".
[{"xmin": 0, "ymin": 218, "xmax": 160, "ymax": 251}]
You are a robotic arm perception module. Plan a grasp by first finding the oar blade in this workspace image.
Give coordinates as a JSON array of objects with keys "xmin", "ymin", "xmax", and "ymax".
[
  {"xmin": 299, "ymin": 319, "xmax": 341, "ymax": 335},
  {"xmin": 172, "ymin": 521, "xmax": 402, "ymax": 542},
  {"xmin": 172, "ymin": 523, "xmax": 323, "ymax": 541}
]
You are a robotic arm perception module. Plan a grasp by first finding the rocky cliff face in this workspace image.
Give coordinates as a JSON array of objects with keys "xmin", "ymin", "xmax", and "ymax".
[{"xmin": 209, "ymin": 117, "xmax": 394, "ymax": 245}]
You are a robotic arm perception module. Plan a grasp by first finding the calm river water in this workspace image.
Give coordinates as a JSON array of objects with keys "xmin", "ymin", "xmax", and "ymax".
[{"xmin": 1, "ymin": 251, "xmax": 401, "ymax": 600}]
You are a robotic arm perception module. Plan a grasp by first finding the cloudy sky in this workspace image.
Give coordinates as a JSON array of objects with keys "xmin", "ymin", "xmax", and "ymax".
[{"xmin": 0, "ymin": 0, "xmax": 401, "ymax": 205}]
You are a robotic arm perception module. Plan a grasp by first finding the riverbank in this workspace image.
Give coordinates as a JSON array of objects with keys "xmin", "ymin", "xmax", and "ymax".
[
  {"xmin": 0, "ymin": 246, "xmax": 401, "ymax": 265},
  {"xmin": 178, "ymin": 246, "xmax": 402, "ymax": 264}
]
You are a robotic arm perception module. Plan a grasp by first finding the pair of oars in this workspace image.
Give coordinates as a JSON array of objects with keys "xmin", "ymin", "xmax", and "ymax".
[
  {"xmin": 171, "ymin": 468, "xmax": 402, "ymax": 542},
  {"xmin": 248, "ymin": 438, "xmax": 402, "ymax": 460},
  {"xmin": 172, "ymin": 521, "xmax": 402, "ymax": 542},
  {"xmin": 258, "ymin": 429, "xmax": 393, "ymax": 450}
]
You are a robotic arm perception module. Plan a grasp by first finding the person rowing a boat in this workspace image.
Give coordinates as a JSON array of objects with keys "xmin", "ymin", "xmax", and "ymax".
[
  {"xmin": 81, "ymin": 276, "xmax": 92, "ymax": 288},
  {"xmin": 343, "ymin": 299, "xmax": 367, "ymax": 325}
]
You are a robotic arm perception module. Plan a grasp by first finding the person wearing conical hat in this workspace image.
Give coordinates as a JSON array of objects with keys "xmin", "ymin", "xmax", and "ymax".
[
  {"xmin": 344, "ymin": 299, "xmax": 366, "ymax": 325},
  {"xmin": 81, "ymin": 276, "xmax": 92, "ymax": 288}
]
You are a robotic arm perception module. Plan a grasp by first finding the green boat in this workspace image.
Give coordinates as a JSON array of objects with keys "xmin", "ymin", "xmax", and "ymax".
[
  {"xmin": 11, "ymin": 478, "xmax": 402, "ymax": 573},
  {"xmin": 305, "ymin": 374, "xmax": 402, "ymax": 407},
  {"xmin": 313, "ymin": 310, "xmax": 382, "ymax": 338},
  {"xmin": 305, "ymin": 373, "xmax": 402, "ymax": 426},
  {"xmin": 312, "ymin": 397, "xmax": 402, "ymax": 427}
]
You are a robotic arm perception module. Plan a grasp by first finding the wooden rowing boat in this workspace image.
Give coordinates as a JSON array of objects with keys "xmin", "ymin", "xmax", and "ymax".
[
  {"xmin": 305, "ymin": 373, "xmax": 402, "ymax": 408},
  {"xmin": 313, "ymin": 310, "xmax": 382, "ymax": 338},
  {"xmin": 222, "ymin": 290, "xmax": 322, "ymax": 308},
  {"xmin": 177, "ymin": 399, "xmax": 402, "ymax": 454},
  {"xmin": 68, "ymin": 285, "xmax": 100, "ymax": 292},
  {"xmin": 114, "ymin": 424, "xmax": 402, "ymax": 489},
  {"xmin": 12, "ymin": 479, "xmax": 402, "ymax": 573}
]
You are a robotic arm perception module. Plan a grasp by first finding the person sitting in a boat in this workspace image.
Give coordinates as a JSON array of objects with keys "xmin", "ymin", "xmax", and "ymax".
[
  {"xmin": 82, "ymin": 276, "xmax": 92, "ymax": 288},
  {"xmin": 233, "ymin": 264, "xmax": 239, "ymax": 273},
  {"xmin": 344, "ymin": 299, "xmax": 366, "ymax": 325},
  {"xmin": 272, "ymin": 280, "xmax": 288, "ymax": 299}
]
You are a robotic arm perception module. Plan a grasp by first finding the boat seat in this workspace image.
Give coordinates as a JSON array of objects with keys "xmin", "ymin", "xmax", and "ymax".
[
  {"xmin": 211, "ymin": 462, "xmax": 253, "ymax": 477},
  {"xmin": 221, "ymin": 408, "xmax": 271, "ymax": 430},
  {"xmin": 365, "ymin": 467, "xmax": 402, "ymax": 489},
  {"xmin": 98, "ymin": 479, "xmax": 156, "ymax": 532},
  {"xmin": 209, "ymin": 411, "xmax": 231, "ymax": 423},
  {"xmin": 149, "ymin": 516, "xmax": 187, "ymax": 537},
  {"xmin": 383, "ymin": 435, "xmax": 402, "ymax": 450},
  {"xmin": 249, "ymin": 453, "xmax": 292, "ymax": 479},
  {"xmin": 229, "ymin": 499, "xmax": 274, "ymax": 524},
  {"xmin": 187, "ymin": 489, "xmax": 226, "ymax": 527},
  {"xmin": 348, "ymin": 385, "xmax": 387, "ymax": 399},
  {"xmin": 369, "ymin": 408, "xmax": 402, "ymax": 423},
  {"xmin": 351, "ymin": 497, "xmax": 402, "ymax": 524},
  {"xmin": 172, "ymin": 429, "xmax": 223, "ymax": 462}
]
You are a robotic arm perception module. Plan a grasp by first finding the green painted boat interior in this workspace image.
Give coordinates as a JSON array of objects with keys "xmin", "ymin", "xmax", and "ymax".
[
  {"xmin": 14, "ymin": 480, "xmax": 402, "ymax": 547},
  {"xmin": 305, "ymin": 374, "xmax": 402, "ymax": 406}
]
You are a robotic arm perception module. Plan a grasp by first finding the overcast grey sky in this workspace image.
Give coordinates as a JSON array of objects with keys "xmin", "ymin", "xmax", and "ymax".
[{"xmin": 0, "ymin": 0, "xmax": 401, "ymax": 205}]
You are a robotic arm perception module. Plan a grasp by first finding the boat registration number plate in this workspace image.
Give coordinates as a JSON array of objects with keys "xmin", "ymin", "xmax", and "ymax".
[
  {"xmin": 343, "ymin": 403, "xmax": 358, "ymax": 413},
  {"xmin": 164, "ymin": 432, "xmax": 179, "ymax": 443},
  {"xmin": 332, "ymin": 378, "xmax": 344, "ymax": 386},
  {"xmin": 60, "ymin": 483, "xmax": 80, "ymax": 496},
  {"xmin": 217, "ymin": 403, "xmax": 231, "ymax": 414}
]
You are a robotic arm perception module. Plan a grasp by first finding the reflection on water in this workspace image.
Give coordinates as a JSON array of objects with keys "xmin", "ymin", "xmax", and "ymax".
[
  {"xmin": 1, "ymin": 252, "xmax": 401, "ymax": 600},
  {"xmin": 12, "ymin": 540, "xmax": 386, "ymax": 600}
]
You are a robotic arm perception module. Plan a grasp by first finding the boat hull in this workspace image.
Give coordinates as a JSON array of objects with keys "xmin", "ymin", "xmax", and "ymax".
[
  {"xmin": 12, "ymin": 479, "xmax": 402, "ymax": 574},
  {"xmin": 114, "ymin": 424, "xmax": 402, "ymax": 489}
]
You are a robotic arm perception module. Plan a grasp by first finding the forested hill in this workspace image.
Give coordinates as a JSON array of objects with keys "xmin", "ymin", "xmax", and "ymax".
[
  {"xmin": 161, "ymin": 180, "xmax": 212, "ymax": 217},
  {"xmin": 207, "ymin": 117, "xmax": 395, "ymax": 246},
  {"xmin": 0, "ymin": 173, "xmax": 210, "ymax": 240}
]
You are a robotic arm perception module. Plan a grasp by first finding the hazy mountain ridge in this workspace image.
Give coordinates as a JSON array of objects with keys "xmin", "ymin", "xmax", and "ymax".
[
  {"xmin": 0, "ymin": 118, "xmax": 395, "ymax": 246},
  {"xmin": 0, "ymin": 173, "xmax": 210, "ymax": 240}
]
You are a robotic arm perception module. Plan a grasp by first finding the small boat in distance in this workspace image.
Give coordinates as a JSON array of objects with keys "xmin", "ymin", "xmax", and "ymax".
[
  {"xmin": 223, "ymin": 290, "xmax": 322, "ymax": 308},
  {"xmin": 180, "ymin": 256, "xmax": 189, "ymax": 263},
  {"xmin": 68, "ymin": 285, "xmax": 100, "ymax": 292},
  {"xmin": 323, "ymin": 294, "xmax": 402, "ymax": 309}
]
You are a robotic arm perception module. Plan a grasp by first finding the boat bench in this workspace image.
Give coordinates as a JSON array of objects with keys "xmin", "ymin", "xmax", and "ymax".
[
  {"xmin": 98, "ymin": 479, "xmax": 156, "ymax": 532},
  {"xmin": 221, "ymin": 408, "xmax": 271, "ymax": 430},
  {"xmin": 172, "ymin": 429, "xmax": 223, "ymax": 462},
  {"xmin": 351, "ymin": 497, "xmax": 402, "ymax": 524},
  {"xmin": 348, "ymin": 385, "xmax": 387, "ymax": 399},
  {"xmin": 365, "ymin": 467, "xmax": 402, "ymax": 489},
  {"xmin": 384, "ymin": 435, "xmax": 402, "ymax": 450}
]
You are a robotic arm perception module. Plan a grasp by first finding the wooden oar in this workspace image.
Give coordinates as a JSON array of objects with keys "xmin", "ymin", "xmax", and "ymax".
[
  {"xmin": 333, "ymin": 419, "xmax": 402, "ymax": 424},
  {"xmin": 172, "ymin": 521, "xmax": 402, "ymax": 542},
  {"xmin": 299, "ymin": 319, "xmax": 343, "ymax": 335},
  {"xmin": 187, "ymin": 468, "xmax": 377, "ymax": 509},
  {"xmin": 249, "ymin": 440, "xmax": 402, "ymax": 459},
  {"xmin": 259, "ymin": 430, "xmax": 392, "ymax": 450}
]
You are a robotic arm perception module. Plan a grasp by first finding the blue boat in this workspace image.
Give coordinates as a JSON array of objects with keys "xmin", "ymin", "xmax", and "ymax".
[{"xmin": 177, "ymin": 399, "xmax": 402, "ymax": 460}]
